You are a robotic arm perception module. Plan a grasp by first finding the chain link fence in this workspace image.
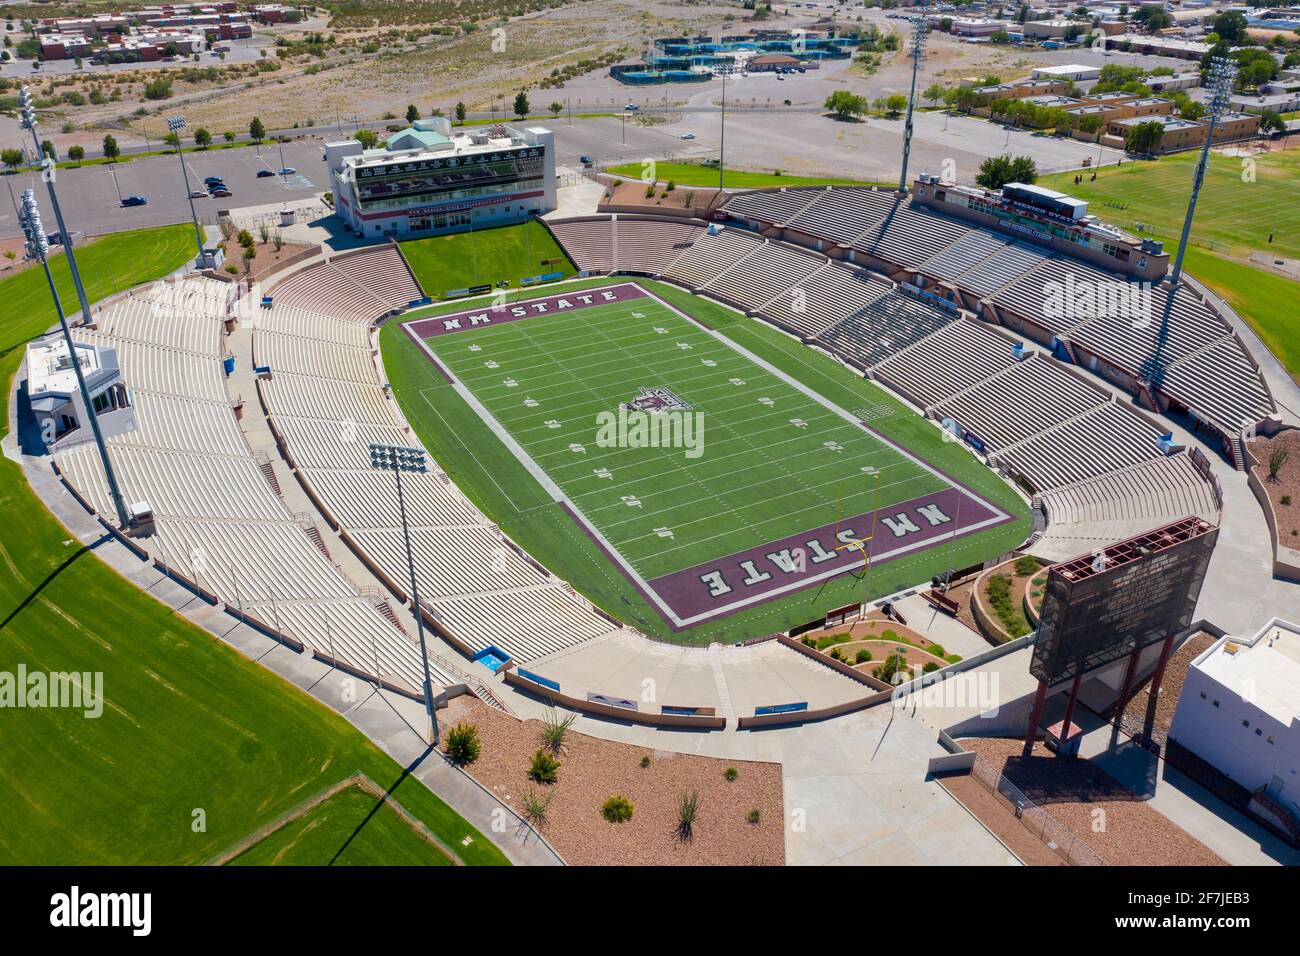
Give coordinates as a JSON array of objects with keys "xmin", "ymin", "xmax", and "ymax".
[{"xmin": 970, "ymin": 755, "xmax": 1105, "ymax": 866}]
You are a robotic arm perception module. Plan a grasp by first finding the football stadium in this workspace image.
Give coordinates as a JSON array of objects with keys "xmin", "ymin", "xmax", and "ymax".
[{"xmin": 3, "ymin": 4, "xmax": 1300, "ymax": 897}]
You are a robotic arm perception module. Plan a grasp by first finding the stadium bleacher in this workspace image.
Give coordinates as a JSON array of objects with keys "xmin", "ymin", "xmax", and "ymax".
[{"xmin": 544, "ymin": 216, "xmax": 705, "ymax": 274}]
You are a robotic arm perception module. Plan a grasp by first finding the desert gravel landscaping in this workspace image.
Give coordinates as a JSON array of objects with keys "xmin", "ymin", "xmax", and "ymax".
[
  {"xmin": 1249, "ymin": 431, "xmax": 1300, "ymax": 545},
  {"xmin": 962, "ymin": 737, "xmax": 1225, "ymax": 866},
  {"xmin": 440, "ymin": 696, "xmax": 784, "ymax": 865}
]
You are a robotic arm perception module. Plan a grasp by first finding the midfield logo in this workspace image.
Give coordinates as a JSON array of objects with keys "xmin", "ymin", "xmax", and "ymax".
[{"xmin": 595, "ymin": 387, "xmax": 704, "ymax": 459}]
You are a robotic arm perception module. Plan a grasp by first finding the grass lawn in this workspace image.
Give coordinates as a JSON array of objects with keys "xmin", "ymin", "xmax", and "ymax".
[
  {"xmin": 0, "ymin": 225, "xmax": 507, "ymax": 865},
  {"xmin": 1038, "ymin": 149, "xmax": 1300, "ymax": 262},
  {"xmin": 399, "ymin": 220, "xmax": 575, "ymax": 297},
  {"xmin": 1041, "ymin": 149, "xmax": 1300, "ymax": 380},
  {"xmin": 227, "ymin": 783, "xmax": 454, "ymax": 866},
  {"xmin": 603, "ymin": 161, "xmax": 886, "ymax": 189},
  {"xmin": 384, "ymin": 278, "xmax": 1031, "ymax": 644}
]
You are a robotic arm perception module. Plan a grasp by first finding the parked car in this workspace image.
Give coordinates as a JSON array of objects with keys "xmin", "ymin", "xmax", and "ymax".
[
  {"xmin": 203, "ymin": 176, "xmax": 223, "ymax": 185},
  {"xmin": 624, "ymin": 103, "xmax": 639, "ymax": 111},
  {"xmin": 120, "ymin": 196, "xmax": 148, "ymax": 207},
  {"xmin": 278, "ymin": 167, "xmax": 296, "ymax": 176},
  {"xmin": 189, "ymin": 190, "xmax": 207, "ymax": 199},
  {"xmin": 209, "ymin": 189, "xmax": 232, "ymax": 198},
  {"xmin": 579, "ymin": 154, "xmax": 594, "ymax": 166},
  {"xmin": 256, "ymin": 169, "xmax": 275, "ymax": 178},
  {"xmin": 680, "ymin": 132, "xmax": 695, "ymax": 140}
]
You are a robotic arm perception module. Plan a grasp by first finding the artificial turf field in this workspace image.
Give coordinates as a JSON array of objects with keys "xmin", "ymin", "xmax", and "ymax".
[
  {"xmin": 399, "ymin": 220, "xmax": 576, "ymax": 298},
  {"xmin": 391, "ymin": 279, "xmax": 1028, "ymax": 636}
]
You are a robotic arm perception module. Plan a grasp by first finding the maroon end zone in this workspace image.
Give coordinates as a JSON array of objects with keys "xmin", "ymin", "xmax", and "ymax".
[
  {"xmin": 403, "ymin": 282, "xmax": 648, "ymax": 339},
  {"xmin": 642, "ymin": 485, "xmax": 1011, "ymax": 628}
]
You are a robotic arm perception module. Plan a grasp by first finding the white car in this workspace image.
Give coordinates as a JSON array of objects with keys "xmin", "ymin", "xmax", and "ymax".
[{"xmin": 680, "ymin": 132, "xmax": 695, "ymax": 140}]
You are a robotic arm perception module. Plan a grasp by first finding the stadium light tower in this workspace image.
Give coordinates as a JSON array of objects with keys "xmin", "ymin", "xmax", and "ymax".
[
  {"xmin": 369, "ymin": 442, "xmax": 440, "ymax": 747},
  {"xmin": 168, "ymin": 115, "xmax": 207, "ymax": 264},
  {"xmin": 897, "ymin": 16, "xmax": 930, "ymax": 194},
  {"xmin": 718, "ymin": 68, "xmax": 728, "ymax": 190},
  {"xmin": 18, "ymin": 86, "xmax": 95, "ymax": 327},
  {"xmin": 1146, "ymin": 56, "xmax": 1238, "ymax": 388},
  {"xmin": 20, "ymin": 190, "xmax": 131, "ymax": 529}
]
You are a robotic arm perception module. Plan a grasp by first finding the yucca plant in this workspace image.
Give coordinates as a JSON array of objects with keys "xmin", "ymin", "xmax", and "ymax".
[
  {"xmin": 521, "ymin": 786, "xmax": 554, "ymax": 825},
  {"xmin": 676, "ymin": 789, "xmax": 700, "ymax": 840},
  {"xmin": 539, "ymin": 708, "xmax": 576, "ymax": 755}
]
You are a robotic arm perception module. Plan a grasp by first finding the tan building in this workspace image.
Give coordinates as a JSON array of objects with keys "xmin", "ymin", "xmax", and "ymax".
[{"xmin": 1109, "ymin": 112, "xmax": 1261, "ymax": 153}]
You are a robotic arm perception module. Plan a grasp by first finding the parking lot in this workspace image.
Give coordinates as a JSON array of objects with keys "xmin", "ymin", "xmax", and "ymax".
[{"xmin": 0, "ymin": 139, "xmax": 329, "ymax": 240}]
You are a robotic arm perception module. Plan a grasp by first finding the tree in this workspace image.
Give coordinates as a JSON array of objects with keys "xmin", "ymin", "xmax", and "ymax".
[
  {"xmin": 976, "ymin": 153, "xmax": 1038, "ymax": 189},
  {"xmin": 1124, "ymin": 120, "xmax": 1165, "ymax": 154},
  {"xmin": 193, "ymin": 127, "xmax": 212, "ymax": 148},
  {"xmin": 549, "ymin": 101, "xmax": 563, "ymax": 117},
  {"xmin": 1259, "ymin": 109, "xmax": 1287, "ymax": 136},
  {"xmin": 0, "ymin": 148, "xmax": 22, "ymax": 172},
  {"xmin": 223, "ymin": 130, "xmax": 235, "ymax": 143},
  {"xmin": 1212, "ymin": 10, "xmax": 1248, "ymax": 44},
  {"xmin": 102, "ymin": 134, "xmax": 120, "ymax": 163},
  {"xmin": 824, "ymin": 89, "xmax": 869, "ymax": 121},
  {"xmin": 455, "ymin": 101, "xmax": 466, "ymax": 122},
  {"xmin": 249, "ymin": 116, "xmax": 265, "ymax": 142},
  {"xmin": 883, "ymin": 93, "xmax": 907, "ymax": 118},
  {"xmin": 923, "ymin": 82, "xmax": 945, "ymax": 107},
  {"xmin": 355, "ymin": 128, "xmax": 379, "ymax": 149},
  {"xmin": 405, "ymin": 103, "xmax": 420, "ymax": 123},
  {"xmin": 143, "ymin": 77, "xmax": 172, "ymax": 100},
  {"xmin": 67, "ymin": 144, "xmax": 85, "ymax": 163},
  {"xmin": 513, "ymin": 91, "xmax": 530, "ymax": 118},
  {"xmin": 162, "ymin": 131, "xmax": 180, "ymax": 149},
  {"xmin": 40, "ymin": 139, "xmax": 55, "ymax": 161}
]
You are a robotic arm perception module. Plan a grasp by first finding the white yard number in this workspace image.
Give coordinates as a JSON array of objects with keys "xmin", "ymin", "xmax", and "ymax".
[
  {"xmin": 701, "ymin": 358, "xmax": 717, "ymax": 367},
  {"xmin": 729, "ymin": 377, "xmax": 747, "ymax": 386},
  {"xmin": 824, "ymin": 441, "xmax": 844, "ymax": 453},
  {"xmin": 568, "ymin": 443, "xmax": 587, "ymax": 454},
  {"xmin": 789, "ymin": 418, "xmax": 808, "ymax": 429},
  {"xmin": 653, "ymin": 326, "xmax": 668, "ymax": 334},
  {"xmin": 484, "ymin": 359, "xmax": 499, "ymax": 369},
  {"xmin": 593, "ymin": 467, "xmax": 613, "ymax": 480},
  {"xmin": 621, "ymin": 495, "xmax": 642, "ymax": 508},
  {"xmin": 523, "ymin": 397, "xmax": 539, "ymax": 408},
  {"xmin": 758, "ymin": 397, "xmax": 774, "ymax": 407},
  {"xmin": 677, "ymin": 341, "xmax": 693, "ymax": 350},
  {"xmin": 653, "ymin": 527, "xmax": 674, "ymax": 539},
  {"xmin": 544, "ymin": 419, "xmax": 562, "ymax": 429},
  {"xmin": 468, "ymin": 344, "xmax": 482, "ymax": 352},
  {"xmin": 503, "ymin": 377, "xmax": 519, "ymax": 388}
]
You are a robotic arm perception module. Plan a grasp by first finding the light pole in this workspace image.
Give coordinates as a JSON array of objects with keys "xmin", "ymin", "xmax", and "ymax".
[
  {"xmin": 369, "ymin": 442, "xmax": 440, "ymax": 746},
  {"xmin": 20, "ymin": 189, "xmax": 131, "ymax": 529},
  {"xmin": 898, "ymin": 16, "xmax": 929, "ymax": 193},
  {"xmin": 1146, "ymin": 56, "xmax": 1238, "ymax": 390},
  {"xmin": 108, "ymin": 168, "xmax": 122, "ymax": 205},
  {"xmin": 168, "ymin": 115, "xmax": 206, "ymax": 264},
  {"xmin": 18, "ymin": 86, "xmax": 95, "ymax": 326},
  {"xmin": 719, "ymin": 69, "xmax": 727, "ymax": 190}
]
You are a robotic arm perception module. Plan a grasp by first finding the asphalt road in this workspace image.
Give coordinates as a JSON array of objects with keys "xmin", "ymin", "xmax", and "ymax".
[{"xmin": 0, "ymin": 139, "xmax": 328, "ymax": 240}]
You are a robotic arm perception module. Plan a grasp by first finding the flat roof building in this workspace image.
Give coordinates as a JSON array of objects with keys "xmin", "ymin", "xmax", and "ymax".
[
  {"xmin": 24, "ymin": 335, "xmax": 127, "ymax": 443},
  {"xmin": 329, "ymin": 118, "xmax": 557, "ymax": 240}
]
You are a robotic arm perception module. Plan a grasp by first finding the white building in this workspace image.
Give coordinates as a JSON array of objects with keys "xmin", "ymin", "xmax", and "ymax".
[
  {"xmin": 1032, "ymin": 63, "xmax": 1102, "ymax": 82},
  {"xmin": 1171, "ymin": 619, "xmax": 1300, "ymax": 820},
  {"xmin": 328, "ymin": 118, "xmax": 557, "ymax": 240},
  {"xmin": 25, "ymin": 335, "xmax": 126, "ymax": 443}
]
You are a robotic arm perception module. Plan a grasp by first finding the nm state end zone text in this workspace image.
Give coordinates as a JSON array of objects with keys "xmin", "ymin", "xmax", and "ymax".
[{"xmin": 402, "ymin": 284, "xmax": 1015, "ymax": 629}]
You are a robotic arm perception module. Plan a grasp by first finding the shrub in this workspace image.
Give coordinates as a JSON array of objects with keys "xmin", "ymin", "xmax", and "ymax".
[
  {"xmin": 723, "ymin": 767, "xmax": 738, "ymax": 782},
  {"xmin": 445, "ymin": 722, "xmax": 481, "ymax": 765},
  {"xmin": 855, "ymin": 649, "xmax": 871, "ymax": 664},
  {"xmin": 873, "ymin": 653, "xmax": 909, "ymax": 684},
  {"xmin": 676, "ymin": 789, "xmax": 700, "ymax": 839},
  {"xmin": 601, "ymin": 794, "xmax": 634, "ymax": 823},
  {"xmin": 925, "ymin": 643, "xmax": 946, "ymax": 659},
  {"xmin": 640, "ymin": 754, "xmax": 650, "ymax": 769},
  {"xmin": 1014, "ymin": 555, "xmax": 1039, "ymax": 577},
  {"xmin": 522, "ymin": 786, "xmax": 553, "ymax": 824},
  {"xmin": 539, "ymin": 708, "xmax": 576, "ymax": 755},
  {"xmin": 236, "ymin": 229, "xmax": 254, "ymax": 248},
  {"xmin": 746, "ymin": 808, "xmax": 761, "ymax": 825},
  {"xmin": 923, "ymin": 662, "xmax": 940, "ymax": 674},
  {"xmin": 1283, "ymin": 494, "xmax": 1292, "ymax": 506},
  {"xmin": 528, "ymin": 748, "xmax": 560, "ymax": 785}
]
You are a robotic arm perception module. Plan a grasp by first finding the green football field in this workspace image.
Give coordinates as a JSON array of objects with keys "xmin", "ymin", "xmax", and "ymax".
[
  {"xmin": 386, "ymin": 277, "xmax": 1032, "ymax": 643},
  {"xmin": 403, "ymin": 282, "xmax": 1019, "ymax": 631},
  {"xmin": 421, "ymin": 291, "xmax": 944, "ymax": 580}
]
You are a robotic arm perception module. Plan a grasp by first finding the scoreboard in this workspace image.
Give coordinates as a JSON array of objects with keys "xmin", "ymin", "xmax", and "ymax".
[{"xmin": 1029, "ymin": 517, "xmax": 1219, "ymax": 687}]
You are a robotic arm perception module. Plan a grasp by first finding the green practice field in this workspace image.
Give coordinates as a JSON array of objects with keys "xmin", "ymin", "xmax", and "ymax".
[
  {"xmin": 228, "ymin": 784, "xmax": 454, "ymax": 866},
  {"xmin": 604, "ymin": 161, "xmax": 886, "ymax": 189},
  {"xmin": 421, "ymin": 290, "xmax": 945, "ymax": 582},
  {"xmin": 0, "ymin": 225, "xmax": 506, "ymax": 865},
  {"xmin": 387, "ymin": 278, "xmax": 1031, "ymax": 642},
  {"xmin": 399, "ymin": 220, "xmax": 576, "ymax": 298}
]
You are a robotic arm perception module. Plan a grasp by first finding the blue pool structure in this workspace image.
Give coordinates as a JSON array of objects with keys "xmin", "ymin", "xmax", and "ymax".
[{"xmin": 472, "ymin": 645, "xmax": 512, "ymax": 673}]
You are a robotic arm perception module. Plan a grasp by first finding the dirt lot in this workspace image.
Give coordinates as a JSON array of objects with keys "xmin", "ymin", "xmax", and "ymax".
[
  {"xmin": 441, "ymin": 696, "xmax": 785, "ymax": 865},
  {"xmin": 1248, "ymin": 431, "xmax": 1300, "ymax": 545},
  {"xmin": 962, "ymin": 737, "xmax": 1226, "ymax": 866},
  {"xmin": 1114, "ymin": 631, "xmax": 1217, "ymax": 750}
]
